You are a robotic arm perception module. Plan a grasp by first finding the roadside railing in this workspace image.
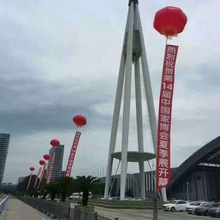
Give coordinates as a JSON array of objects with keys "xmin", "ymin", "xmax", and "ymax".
[
  {"xmin": 0, "ymin": 196, "xmax": 9, "ymax": 214},
  {"xmin": 17, "ymin": 196, "xmax": 113, "ymax": 220},
  {"xmin": 18, "ymin": 196, "xmax": 69, "ymax": 219},
  {"xmin": 69, "ymin": 208, "xmax": 111, "ymax": 220}
]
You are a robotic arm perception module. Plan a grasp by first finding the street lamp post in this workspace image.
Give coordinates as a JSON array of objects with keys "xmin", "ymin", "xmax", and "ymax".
[{"xmin": 186, "ymin": 181, "xmax": 190, "ymax": 201}]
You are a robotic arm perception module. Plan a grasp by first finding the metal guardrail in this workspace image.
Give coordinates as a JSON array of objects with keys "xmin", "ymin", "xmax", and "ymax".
[
  {"xmin": 0, "ymin": 196, "xmax": 9, "ymax": 214},
  {"xmin": 17, "ymin": 196, "xmax": 112, "ymax": 220},
  {"xmin": 18, "ymin": 197, "xmax": 69, "ymax": 219},
  {"xmin": 69, "ymin": 208, "xmax": 111, "ymax": 220}
]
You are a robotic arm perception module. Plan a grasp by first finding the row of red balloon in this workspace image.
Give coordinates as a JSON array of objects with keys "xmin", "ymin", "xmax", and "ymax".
[
  {"xmin": 29, "ymin": 153, "xmax": 51, "ymax": 172},
  {"xmin": 28, "ymin": 114, "xmax": 87, "ymax": 175}
]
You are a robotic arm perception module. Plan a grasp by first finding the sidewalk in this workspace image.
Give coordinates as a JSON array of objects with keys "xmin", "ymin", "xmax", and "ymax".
[{"xmin": 0, "ymin": 197, "xmax": 51, "ymax": 220}]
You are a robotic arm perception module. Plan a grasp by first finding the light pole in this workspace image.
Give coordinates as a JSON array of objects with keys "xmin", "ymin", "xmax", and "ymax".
[{"xmin": 186, "ymin": 181, "xmax": 190, "ymax": 201}]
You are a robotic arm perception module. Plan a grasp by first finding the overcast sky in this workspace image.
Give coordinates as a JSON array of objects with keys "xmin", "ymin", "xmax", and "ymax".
[{"xmin": 1, "ymin": 0, "xmax": 220, "ymax": 183}]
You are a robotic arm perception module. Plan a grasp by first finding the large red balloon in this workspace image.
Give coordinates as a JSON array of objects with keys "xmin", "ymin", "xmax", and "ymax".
[
  {"xmin": 43, "ymin": 154, "xmax": 50, "ymax": 161},
  {"xmin": 153, "ymin": 6, "xmax": 187, "ymax": 37},
  {"xmin": 30, "ymin": 167, "xmax": 35, "ymax": 172},
  {"xmin": 39, "ymin": 160, "xmax": 45, "ymax": 166},
  {"xmin": 50, "ymin": 139, "xmax": 60, "ymax": 147},
  {"xmin": 73, "ymin": 115, "xmax": 87, "ymax": 127}
]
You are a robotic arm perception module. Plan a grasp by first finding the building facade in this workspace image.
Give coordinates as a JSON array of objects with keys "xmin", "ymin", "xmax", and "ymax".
[
  {"xmin": 48, "ymin": 144, "xmax": 64, "ymax": 182},
  {"xmin": 17, "ymin": 176, "xmax": 26, "ymax": 184},
  {"xmin": 102, "ymin": 166, "xmax": 220, "ymax": 201},
  {"xmin": 169, "ymin": 165, "xmax": 220, "ymax": 201},
  {"xmin": 102, "ymin": 136, "xmax": 220, "ymax": 201},
  {"xmin": 0, "ymin": 133, "xmax": 10, "ymax": 184}
]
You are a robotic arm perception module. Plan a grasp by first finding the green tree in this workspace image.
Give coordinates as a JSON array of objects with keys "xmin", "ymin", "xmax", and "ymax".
[
  {"xmin": 75, "ymin": 176, "xmax": 99, "ymax": 206},
  {"xmin": 47, "ymin": 182, "xmax": 59, "ymax": 200},
  {"xmin": 38, "ymin": 179, "xmax": 47, "ymax": 199},
  {"xmin": 90, "ymin": 182, "xmax": 105, "ymax": 198},
  {"xmin": 125, "ymin": 188, "xmax": 133, "ymax": 197},
  {"xmin": 56, "ymin": 177, "xmax": 74, "ymax": 202}
]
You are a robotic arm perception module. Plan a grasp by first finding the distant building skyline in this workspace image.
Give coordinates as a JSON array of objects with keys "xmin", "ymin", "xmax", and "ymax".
[
  {"xmin": 17, "ymin": 176, "xmax": 26, "ymax": 184},
  {"xmin": 0, "ymin": 182, "xmax": 17, "ymax": 193},
  {"xmin": 0, "ymin": 133, "xmax": 10, "ymax": 184},
  {"xmin": 48, "ymin": 144, "xmax": 64, "ymax": 182}
]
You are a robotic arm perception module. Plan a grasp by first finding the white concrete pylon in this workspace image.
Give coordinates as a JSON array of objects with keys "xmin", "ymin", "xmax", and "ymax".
[{"xmin": 104, "ymin": 0, "xmax": 167, "ymax": 202}]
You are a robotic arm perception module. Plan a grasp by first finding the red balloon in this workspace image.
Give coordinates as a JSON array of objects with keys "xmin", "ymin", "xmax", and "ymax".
[
  {"xmin": 39, "ymin": 160, "xmax": 45, "ymax": 166},
  {"xmin": 153, "ymin": 6, "xmax": 187, "ymax": 37},
  {"xmin": 43, "ymin": 154, "xmax": 50, "ymax": 161},
  {"xmin": 50, "ymin": 139, "xmax": 60, "ymax": 147},
  {"xmin": 30, "ymin": 167, "xmax": 35, "ymax": 172},
  {"xmin": 73, "ymin": 115, "xmax": 87, "ymax": 127}
]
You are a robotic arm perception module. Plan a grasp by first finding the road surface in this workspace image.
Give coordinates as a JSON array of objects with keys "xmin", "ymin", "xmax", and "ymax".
[
  {"xmin": 0, "ymin": 197, "xmax": 51, "ymax": 220},
  {"xmin": 95, "ymin": 206, "xmax": 216, "ymax": 220},
  {"xmin": 1, "ymin": 198, "xmax": 215, "ymax": 220}
]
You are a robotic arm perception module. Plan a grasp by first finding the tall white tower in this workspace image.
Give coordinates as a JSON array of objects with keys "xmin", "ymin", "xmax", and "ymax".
[{"xmin": 104, "ymin": 0, "xmax": 167, "ymax": 201}]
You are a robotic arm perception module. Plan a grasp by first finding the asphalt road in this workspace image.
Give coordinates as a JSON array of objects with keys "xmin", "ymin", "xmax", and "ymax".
[
  {"xmin": 95, "ymin": 207, "xmax": 218, "ymax": 220},
  {"xmin": 1, "ymin": 198, "xmax": 217, "ymax": 220},
  {"xmin": 0, "ymin": 197, "xmax": 51, "ymax": 220}
]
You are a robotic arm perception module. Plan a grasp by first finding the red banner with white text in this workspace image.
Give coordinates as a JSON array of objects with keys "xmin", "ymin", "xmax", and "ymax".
[
  {"xmin": 156, "ymin": 44, "xmax": 178, "ymax": 190},
  {"xmin": 37, "ymin": 163, "xmax": 46, "ymax": 189},
  {"xmin": 34, "ymin": 167, "xmax": 42, "ymax": 189},
  {"xmin": 65, "ymin": 131, "xmax": 81, "ymax": 177},
  {"xmin": 46, "ymin": 152, "xmax": 56, "ymax": 184},
  {"xmin": 26, "ymin": 173, "xmax": 33, "ymax": 190}
]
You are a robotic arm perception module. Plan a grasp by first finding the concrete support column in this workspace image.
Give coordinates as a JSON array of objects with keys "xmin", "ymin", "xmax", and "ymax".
[
  {"xmin": 120, "ymin": 3, "xmax": 134, "ymax": 200},
  {"xmin": 135, "ymin": 5, "xmax": 167, "ymax": 202},
  {"xmin": 134, "ymin": 58, "xmax": 145, "ymax": 200}
]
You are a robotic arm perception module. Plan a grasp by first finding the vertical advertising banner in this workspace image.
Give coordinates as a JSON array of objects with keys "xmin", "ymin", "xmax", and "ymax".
[
  {"xmin": 46, "ymin": 152, "xmax": 56, "ymax": 184},
  {"xmin": 65, "ymin": 131, "xmax": 81, "ymax": 177},
  {"xmin": 37, "ymin": 163, "xmax": 46, "ymax": 189},
  {"xmin": 156, "ymin": 44, "xmax": 178, "ymax": 190},
  {"xmin": 26, "ymin": 173, "xmax": 33, "ymax": 190},
  {"xmin": 34, "ymin": 167, "xmax": 42, "ymax": 189}
]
